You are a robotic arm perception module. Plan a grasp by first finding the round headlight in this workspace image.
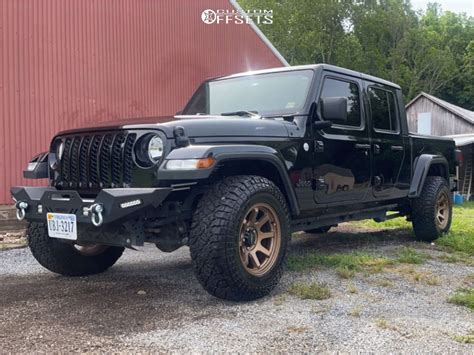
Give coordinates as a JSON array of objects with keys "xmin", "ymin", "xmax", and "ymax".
[
  {"xmin": 148, "ymin": 135, "xmax": 164, "ymax": 162},
  {"xmin": 56, "ymin": 141, "xmax": 65, "ymax": 160}
]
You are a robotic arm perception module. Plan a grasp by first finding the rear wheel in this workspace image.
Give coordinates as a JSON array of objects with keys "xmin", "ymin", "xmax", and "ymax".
[
  {"xmin": 189, "ymin": 175, "xmax": 290, "ymax": 301},
  {"xmin": 411, "ymin": 176, "xmax": 452, "ymax": 242},
  {"xmin": 27, "ymin": 222, "xmax": 124, "ymax": 276}
]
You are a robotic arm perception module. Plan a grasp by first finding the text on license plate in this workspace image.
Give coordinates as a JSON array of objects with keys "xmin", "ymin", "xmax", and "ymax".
[{"xmin": 47, "ymin": 213, "xmax": 77, "ymax": 240}]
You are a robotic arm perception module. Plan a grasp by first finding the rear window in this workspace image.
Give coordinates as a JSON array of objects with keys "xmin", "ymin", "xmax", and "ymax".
[{"xmin": 368, "ymin": 87, "xmax": 399, "ymax": 132}]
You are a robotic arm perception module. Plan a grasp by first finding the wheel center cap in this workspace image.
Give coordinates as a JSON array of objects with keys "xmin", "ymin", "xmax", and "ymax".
[{"xmin": 243, "ymin": 228, "xmax": 257, "ymax": 248}]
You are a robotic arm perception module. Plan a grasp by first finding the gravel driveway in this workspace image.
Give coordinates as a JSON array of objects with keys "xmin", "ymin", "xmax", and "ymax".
[{"xmin": 0, "ymin": 226, "xmax": 472, "ymax": 352}]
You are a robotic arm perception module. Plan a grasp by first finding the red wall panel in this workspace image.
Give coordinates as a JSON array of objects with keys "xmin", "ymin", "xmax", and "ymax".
[{"xmin": 0, "ymin": 0, "xmax": 284, "ymax": 204}]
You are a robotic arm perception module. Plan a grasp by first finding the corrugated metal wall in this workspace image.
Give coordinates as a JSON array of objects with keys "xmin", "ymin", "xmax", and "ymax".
[{"xmin": 0, "ymin": 0, "xmax": 284, "ymax": 204}]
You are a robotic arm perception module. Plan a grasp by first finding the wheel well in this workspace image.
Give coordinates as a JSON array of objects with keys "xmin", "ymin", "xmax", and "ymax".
[
  {"xmin": 427, "ymin": 163, "xmax": 448, "ymax": 180},
  {"xmin": 210, "ymin": 159, "xmax": 295, "ymax": 213}
]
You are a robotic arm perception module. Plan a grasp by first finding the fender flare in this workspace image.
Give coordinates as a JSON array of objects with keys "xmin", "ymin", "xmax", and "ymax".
[
  {"xmin": 23, "ymin": 152, "xmax": 49, "ymax": 179},
  {"xmin": 408, "ymin": 154, "xmax": 449, "ymax": 198},
  {"xmin": 158, "ymin": 144, "xmax": 300, "ymax": 216}
]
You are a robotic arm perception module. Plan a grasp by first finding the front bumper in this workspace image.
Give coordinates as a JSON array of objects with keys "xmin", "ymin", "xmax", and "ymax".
[{"xmin": 10, "ymin": 186, "xmax": 172, "ymax": 226}]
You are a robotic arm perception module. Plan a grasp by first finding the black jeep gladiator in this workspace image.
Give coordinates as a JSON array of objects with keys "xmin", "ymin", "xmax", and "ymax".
[{"xmin": 12, "ymin": 64, "xmax": 459, "ymax": 301}]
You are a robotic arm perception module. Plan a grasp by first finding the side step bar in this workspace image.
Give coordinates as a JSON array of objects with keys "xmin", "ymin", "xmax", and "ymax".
[{"xmin": 290, "ymin": 204, "xmax": 401, "ymax": 233}]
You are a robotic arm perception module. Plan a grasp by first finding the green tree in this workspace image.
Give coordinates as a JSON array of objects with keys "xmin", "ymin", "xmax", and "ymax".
[{"xmin": 238, "ymin": 0, "xmax": 474, "ymax": 108}]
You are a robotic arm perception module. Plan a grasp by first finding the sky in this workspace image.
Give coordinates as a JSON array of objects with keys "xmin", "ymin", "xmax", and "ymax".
[{"xmin": 410, "ymin": 0, "xmax": 473, "ymax": 15}]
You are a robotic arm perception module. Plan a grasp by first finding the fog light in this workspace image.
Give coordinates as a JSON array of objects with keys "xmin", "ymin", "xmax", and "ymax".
[{"xmin": 120, "ymin": 199, "xmax": 142, "ymax": 209}]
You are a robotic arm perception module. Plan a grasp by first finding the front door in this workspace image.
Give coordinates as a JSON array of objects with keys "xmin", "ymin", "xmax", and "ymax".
[
  {"xmin": 312, "ymin": 74, "xmax": 372, "ymax": 204},
  {"xmin": 365, "ymin": 83, "xmax": 406, "ymax": 199}
]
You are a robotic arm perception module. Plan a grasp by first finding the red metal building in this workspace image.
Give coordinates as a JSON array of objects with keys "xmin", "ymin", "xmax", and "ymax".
[{"xmin": 0, "ymin": 0, "xmax": 287, "ymax": 204}]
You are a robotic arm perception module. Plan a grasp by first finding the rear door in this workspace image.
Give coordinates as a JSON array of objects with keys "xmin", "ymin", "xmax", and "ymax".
[
  {"xmin": 312, "ymin": 74, "xmax": 372, "ymax": 204},
  {"xmin": 364, "ymin": 82, "xmax": 406, "ymax": 199}
]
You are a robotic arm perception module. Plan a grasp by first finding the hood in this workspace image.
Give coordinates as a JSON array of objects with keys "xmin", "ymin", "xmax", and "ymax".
[{"xmin": 55, "ymin": 115, "xmax": 292, "ymax": 139}]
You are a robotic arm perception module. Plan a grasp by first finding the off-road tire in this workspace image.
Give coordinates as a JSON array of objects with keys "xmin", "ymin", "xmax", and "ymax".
[
  {"xmin": 411, "ymin": 176, "xmax": 452, "ymax": 242},
  {"xmin": 27, "ymin": 222, "xmax": 124, "ymax": 276},
  {"xmin": 189, "ymin": 175, "xmax": 290, "ymax": 301},
  {"xmin": 307, "ymin": 226, "xmax": 332, "ymax": 234}
]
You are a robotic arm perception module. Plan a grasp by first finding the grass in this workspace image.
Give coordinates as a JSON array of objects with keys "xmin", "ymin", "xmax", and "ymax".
[
  {"xmin": 411, "ymin": 272, "xmax": 440, "ymax": 285},
  {"xmin": 352, "ymin": 202, "xmax": 474, "ymax": 256},
  {"xmin": 287, "ymin": 247, "xmax": 431, "ymax": 279},
  {"xmin": 348, "ymin": 306, "xmax": 362, "ymax": 317},
  {"xmin": 288, "ymin": 282, "xmax": 331, "ymax": 300},
  {"xmin": 448, "ymin": 288, "xmax": 474, "ymax": 310},
  {"xmin": 347, "ymin": 283, "xmax": 358, "ymax": 294},
  {"xmin": 463, "ymin": 273, "xmax": 474, "ymax": 285},
  {"xmin": 375, "ymin": 317, "xmax": 398, "ymax": 331},
  {"xmin": 374, "ymin": 279, "xmax": 393, "ymax": 287},
  {"xmin": 352, "ymin": 213, "xmax": 412, "ymax": 230},
  {"xmin": 336, "ymin": 266, "xmax": 356, "ymax": 279},
  {"xmin": 425, "ymin": 275, "xmax": 441, "ymax": 286},
  {"xmin": 438, "ymin": 233, "xmax": 474, "ymax": 256},
  {"xmin": 438, "ymin": 252, "xmax": 474, "ymax": 266},
  {"xmin": 392, "ymin": 264, "xmax": 416, "ymax": 275},
  {"xmin": 396, "ymin": 247, "xmax": 427, "ymax": 264},
  {"xmin": 453, "ymin": 330, "xmax": 474, "ymax": 344},
  {"xmin": 287, "ymin": 252, "xmax": 394, "ymax": 274}
]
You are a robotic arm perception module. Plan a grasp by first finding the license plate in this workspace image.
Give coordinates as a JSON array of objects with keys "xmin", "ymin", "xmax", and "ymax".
[{"xmin": 47, "ymin": 213, "xmax": 77, "ymax": 240}]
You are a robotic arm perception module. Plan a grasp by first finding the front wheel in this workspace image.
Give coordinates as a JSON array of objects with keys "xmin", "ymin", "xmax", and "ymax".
[
  {"xmin": 411, "ymin": 176, "xmax": 453, "ymax": 242},
  {"xmin": 189, "ymin": 176, "xmax": 290, "ymax": 301},
  {"xmin": 27, "ymin": 222, "xmax": 124, "ymax": 276}
]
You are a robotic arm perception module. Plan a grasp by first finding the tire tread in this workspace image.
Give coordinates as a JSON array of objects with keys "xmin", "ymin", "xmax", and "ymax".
[
  {"xmin": 189, "ymin": 175, "xmax": 290, "ymax": 301},
  {"xmin": 27, "ymin": 222, "xmax": 124, "ymax": 276}
]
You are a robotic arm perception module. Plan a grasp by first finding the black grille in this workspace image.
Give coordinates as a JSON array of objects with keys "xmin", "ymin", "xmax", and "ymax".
[{"xmin": 57, "ymin": 132, "xmax": 137, "ymax": 188}]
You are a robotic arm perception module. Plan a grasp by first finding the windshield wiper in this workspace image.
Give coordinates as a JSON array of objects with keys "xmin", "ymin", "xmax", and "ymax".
[{"xmin": 220, "ymin": 110, "xmax": 260, "ymax": 118}]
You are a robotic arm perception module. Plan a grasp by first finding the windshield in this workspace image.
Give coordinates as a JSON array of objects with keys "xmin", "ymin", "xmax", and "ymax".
[{"xmin": 182, "ymin": 70, "xmax": 314, "ymax": 116}]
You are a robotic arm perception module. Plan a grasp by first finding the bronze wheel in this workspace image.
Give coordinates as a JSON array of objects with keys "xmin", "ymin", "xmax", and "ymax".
[
  {"xmin": 190, "ymin": 175, "xmax": 290, "ymax": 301},
  {"xmin": 435, "ymin": 191, "xmax": 449, "ymax": 230},
  {"xmin": 239, "ymin": 203, "xmax": 281, "ymax": 277},
  {"xmin": 412, "ymin": 176, "xmax": 452, "ymax": 242}
]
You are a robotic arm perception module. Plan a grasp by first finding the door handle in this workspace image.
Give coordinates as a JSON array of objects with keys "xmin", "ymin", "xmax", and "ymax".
[
  {"xmin": 373, "ymin": 144, "xmax": 381, "ymax": 154},
  {"xmin": 355, "ymin": 144, "xmax": 371, "ymax": 150},
  {"xmin": 391, "ymin": 145, "xmax": 404, "ymax": 151}
]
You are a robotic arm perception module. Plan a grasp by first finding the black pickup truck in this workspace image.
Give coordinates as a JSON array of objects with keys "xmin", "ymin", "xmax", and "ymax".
[{"xmin": 12, "ymin": 64, "xmax": 459, "ymax": 301}]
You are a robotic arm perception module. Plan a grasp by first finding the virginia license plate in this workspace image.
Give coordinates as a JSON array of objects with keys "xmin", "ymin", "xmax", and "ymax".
[{"xmin": 47, "ymin": 213, "xmax": 78, "ymax": 240}]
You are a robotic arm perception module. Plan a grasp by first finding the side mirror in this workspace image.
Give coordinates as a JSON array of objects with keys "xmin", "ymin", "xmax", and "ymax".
[{"xmin": 321, "ymin": 97, "xmax": 347, "ymax": 123}]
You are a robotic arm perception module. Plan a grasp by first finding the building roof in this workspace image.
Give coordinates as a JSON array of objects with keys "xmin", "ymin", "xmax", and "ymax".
[
  {"xmin": 445, "ymin": 133, "xmax": 474, "ymax": 147},
  {"xmin": 231, "ymin": 0, "xmax": 289, "ymax": 66},
  {"xmin": 406, "ymin": 92, "xmax": 474, "ymax": 125}
]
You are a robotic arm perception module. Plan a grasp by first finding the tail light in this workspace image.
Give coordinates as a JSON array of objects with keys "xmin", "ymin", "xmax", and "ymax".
[{"xmin": 455, "ymin": 149, "xmax": 463, "ymax": 167}]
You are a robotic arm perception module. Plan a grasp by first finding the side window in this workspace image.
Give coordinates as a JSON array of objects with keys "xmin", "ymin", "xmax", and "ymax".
[
  {"xmin": 368, "ymin": 87, "xmax": 399, "ymax": 132},
  {"xmin": 320, "ymin": 78, "xmax": 361, "ymax": 127}
]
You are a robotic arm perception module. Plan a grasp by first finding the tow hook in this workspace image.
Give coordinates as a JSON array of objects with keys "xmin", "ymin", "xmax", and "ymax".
[
  {"xmin": 15, "ymin": 201, "xmax": 28, "ymax": 221},
  {"xmin": 88, "ymin": 203, "xmax": 104, "ymax": 227}
]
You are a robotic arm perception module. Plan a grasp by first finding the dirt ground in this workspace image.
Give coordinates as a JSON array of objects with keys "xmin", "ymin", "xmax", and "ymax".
[{"xmin": 0, "ymin": 225, "xmax": 472, "ymax": 352}]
